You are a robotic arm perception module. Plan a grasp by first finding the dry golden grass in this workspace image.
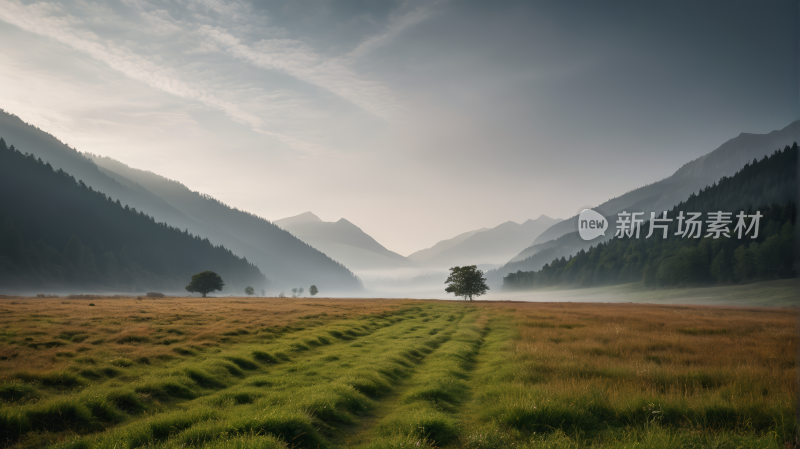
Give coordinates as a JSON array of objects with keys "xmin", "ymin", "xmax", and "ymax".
[
  {"xmin": 0, "ymin": 296, "xmax": 412, "ymax": 376},
  {"xmin": 0, "ymin": 296, "xmax": 794, "ymax": 448},
  {"xmin": 465, "ymin": 301, "xmax": 795, "ymax": 438}
]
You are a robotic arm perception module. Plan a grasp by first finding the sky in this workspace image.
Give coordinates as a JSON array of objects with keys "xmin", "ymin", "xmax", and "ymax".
[{"xmin": 0, "ymin": 0, "xmax": 797, "ymax": 256}]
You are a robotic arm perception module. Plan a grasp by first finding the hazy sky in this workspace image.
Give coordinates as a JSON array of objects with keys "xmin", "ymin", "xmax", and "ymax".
[{"xmin": 1, "ymin": 0, "xmax": 797, "ymax": 255}]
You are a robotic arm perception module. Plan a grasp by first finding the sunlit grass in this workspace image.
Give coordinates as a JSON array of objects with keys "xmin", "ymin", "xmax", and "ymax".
[{"xmin": 0, "ymin": 296, "xmax": 794, "ymax": 448}]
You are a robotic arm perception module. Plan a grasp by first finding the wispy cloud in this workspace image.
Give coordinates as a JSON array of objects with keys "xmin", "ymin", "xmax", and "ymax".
[
  {"xmin": 0, "ymin": 0, "xmax": 328, "ymax": 155},
  {"xmin": 0, "ymin": 0, "xmax": 442, "ymax": 153},
  {"xmin": 348, "ymin": 1, "xmax": 443, "ymax": 60},
  {"xmin": 198, "ymin": 25, "xmax": 399, "ymax": 120}
]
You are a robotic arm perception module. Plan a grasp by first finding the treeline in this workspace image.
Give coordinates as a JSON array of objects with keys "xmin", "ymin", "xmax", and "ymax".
[
  {"xmin": 0, "ymin": 139, "xmax": 268, "ymax": 293},
  {"xmin": 503, "ymin": 144, "xmax": 797, "ymax": 291}
]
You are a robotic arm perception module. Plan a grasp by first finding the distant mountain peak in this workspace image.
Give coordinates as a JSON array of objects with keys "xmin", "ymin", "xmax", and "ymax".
[
  {"xmin": 521, "ymin": 215, "xmax": 562, "ymax": 226},
  {"xmin": 274, "ymin": 211, "xmax": 322, "ymax": 228},
  {"xmin": 407, "ymin": 216, "xmax": 560, "ymax": 266}
]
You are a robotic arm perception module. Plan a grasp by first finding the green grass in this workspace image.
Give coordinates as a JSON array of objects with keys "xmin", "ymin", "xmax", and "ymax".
[
  {"xmin": 0, "ymin": 300, "xmax": 793, "ymax": 448},
  {"xmin": 500, "ymin": 278, "xmax": 799, "ymax": 307}
]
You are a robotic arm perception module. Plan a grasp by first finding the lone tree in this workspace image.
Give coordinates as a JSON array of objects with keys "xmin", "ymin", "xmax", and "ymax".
[
  {"xmin": 244, "ymin": 286, "xmax": 254, "ymax": 296},
  {"xmin": 185, "ymin": 271, "xmax": 224, "ymax": 297},
  {"xmin": 298, "ymin": 287, "xmax": 304, "ymax": 297},
  {"xmin": 445, "ymin": 265, "xmax": 489, "ymax": 301},
  {"xmin": 309, "ymin": 285, "xmax": 318, "ymax": 296}
]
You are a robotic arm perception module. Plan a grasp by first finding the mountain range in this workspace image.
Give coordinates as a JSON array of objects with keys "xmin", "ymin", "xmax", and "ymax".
[
  {"xmin": 487, "ymin": 120, "xmax": 800, "ymax": 289},
  {"xmin": 531, "ymin": 120, "xmax": 800, "ymax": 246},
  {"xmin": 2, "ymin": 105, "xmax": 797, "ymax": 297},
  {"xmin": 502, "ymin": 144, "xmax": 797, "ymax": 291},
  {"xmin": 274, "ymin": 212, "xmax": 414, "ymax": 272},
  {"xmin": 0, "ymin": 110, "xmax": 361, "ymax": 293},
  {"xmin": 0, "ymin": 140, "xmax": 267, "ymax": 294},
  {"xmin": 408, "ymin": 216, "xmax": 562, "ymax": 269}
]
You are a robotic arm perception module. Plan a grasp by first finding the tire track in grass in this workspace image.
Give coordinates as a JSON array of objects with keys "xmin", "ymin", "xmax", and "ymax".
[
  {"xmin": 454, "ymin": 313, "xmax": 520, "ymax": 449},
  {"xmin": 170, "ymin": 305, "xmax": 468, "ymax": 449},
  {"xmin": 42, "ymin": 306, "xmax": 450, "ymax": 449},
  {"xmin": 329, "ymin": 310, "xmax": 470, "ymax": 448},
  {"xmin": 346, "ymin": 308, "xmax": 488, "ymax": 448},
  {"xmin": 91, "ymin": 306, "xmax": 465, "ymax": 449}
]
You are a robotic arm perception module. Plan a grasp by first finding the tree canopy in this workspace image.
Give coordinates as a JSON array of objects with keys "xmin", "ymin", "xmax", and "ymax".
[
  {"xmin": 502, "ymin": 144, "xmax": 797, "ymax": 292},
  {"xmin": 445, "ymin": 265, "xmax": 489, "ymax": 301},
  {"xmin": 309, "ymin": 285, "xmax": 318, "ymax": 296},
  {"xmin": 0, "ymin": 138, "xmax": 268, "ymax": 293},
  {"xmin": 185, "ymin": 271, "xmax": 224, "ymax": 297}
]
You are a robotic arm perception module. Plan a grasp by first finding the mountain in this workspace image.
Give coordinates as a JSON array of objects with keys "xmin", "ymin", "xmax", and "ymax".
[
  {"xmin": 408, "ymin": 216, "xmax": 562, "ymax": 269},
  {"xmin": 275, "ymin": 211, "xmax": 323, "ymax": 228},
  {"xmin": 503, "ymin": 144, "xmax": 797, "ymax": 291},
  {"xmin": 407, "ymin": 228, "xmax": 489, "ymax": 262},
  {"xmin": 274, "ymin": 212, "xmax": 414, "ymax": 272},
  {"xmin": 0, "ymin": 109, "xmax": 361, "ymax": 293},
  {"xmin": 0, "ymin": 140, "xmax": 267, "ymax": 294},
  {"xmin": 86, "ymin": 155, "xmax": 361, "ymax": 293},
  {"xmin": 487, "ymin": 122, "xmax": 800, "ymax": 290},
  {"xmin": 531, "ymin": 120, "xmax": 800, "ymax": 246}
]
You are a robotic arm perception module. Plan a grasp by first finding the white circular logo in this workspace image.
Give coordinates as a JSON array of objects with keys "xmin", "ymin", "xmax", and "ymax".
[{"xmin": 578, "ymin": 209, "xmax": 607, "ymax": 241}]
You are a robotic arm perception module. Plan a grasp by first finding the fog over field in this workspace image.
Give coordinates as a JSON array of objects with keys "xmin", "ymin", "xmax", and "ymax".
[
  {"xmin": 0, "ymin": 5, "xmax": 798, "ymax": 448},
  {"xmin": 0, "ymin": 1, "xmax": 797, "ymax": 299}
]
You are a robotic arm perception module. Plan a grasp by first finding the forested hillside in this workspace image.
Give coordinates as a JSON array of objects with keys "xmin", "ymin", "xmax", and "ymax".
[
  {"xmin": 0, "ymin": 110, "xmax": 362, "ymax": 292},
  {"xmin": 86, "ymin": 153, "xmax": 362, "ymax": 292},
  {"xmin": 503, "ymin": 144, "xmax": 797, "ymax": 291},
  {"xmin": 489, "ymin": 123, "xmax": 800, "ymax": 290},
  {"xmin": 0, "ymin": 139, "xmax": 268, "ymax": 293},
  {"xmin": 530, "ymin": 120, "xmax": 800, "ymax": 246}
]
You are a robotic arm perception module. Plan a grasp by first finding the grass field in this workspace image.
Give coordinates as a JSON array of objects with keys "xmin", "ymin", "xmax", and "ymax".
[
  {"xmin": 0, "ymin": 296, "xmax": 795, "ymax": 448},
  {"xmin": 498, "ymin": 279, "xmax": 800, "ymax": 308}
]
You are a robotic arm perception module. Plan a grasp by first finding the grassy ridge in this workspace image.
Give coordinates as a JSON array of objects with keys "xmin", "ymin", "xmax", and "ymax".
[{"xmin": 0, "ymin": 297, "xmax": 794, "ymax": 448}]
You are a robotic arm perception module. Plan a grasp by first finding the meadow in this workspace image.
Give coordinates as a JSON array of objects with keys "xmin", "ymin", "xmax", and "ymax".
[{"xmin": 0, "ymin": 295, "xmax": 794, "ymax": 448}]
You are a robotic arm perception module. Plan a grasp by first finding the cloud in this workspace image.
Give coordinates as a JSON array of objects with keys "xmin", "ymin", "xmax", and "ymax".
[
  {"xmin": 197, "ymin": 25, "xmax": 400, "ymax": 121},
  {"xmin": 348, "ymin": 1, "xmax": 443, "ymax": 59},
  {"xmin": 0, "ymin": 0, "xmax": 439, "ymax": 152},
  {"xmin": 0, "ymin": 0, "xmax": 328, "ymax": 155}
]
